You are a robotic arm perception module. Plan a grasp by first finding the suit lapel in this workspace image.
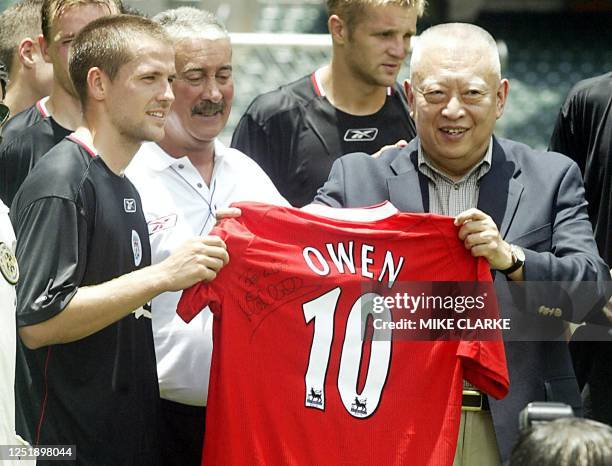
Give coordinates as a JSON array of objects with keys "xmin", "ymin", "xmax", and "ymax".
[
  {"xmin": 477, "ymin": 138, "xmax": 524, "ymax": 238},
  {"xmin": 388, "ymin": 142, "xmax": 427, "ymax": 213},
  {"xmin": 387, "ymin": 138, "xmax": 524, "ymax": 233}
]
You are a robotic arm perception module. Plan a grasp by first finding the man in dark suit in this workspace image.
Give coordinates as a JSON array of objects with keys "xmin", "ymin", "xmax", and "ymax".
[{"xmin": 314, "ymin": 23, "xmax": 611, "ymax": 464}]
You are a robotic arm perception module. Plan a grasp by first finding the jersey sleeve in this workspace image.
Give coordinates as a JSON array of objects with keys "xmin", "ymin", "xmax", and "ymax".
[
  {"xmin": 12, "ymin": 197, "xmax": 89, "ymax": 326},
  {"xmin": 176, "ymin": 229, "xmax": 227, "ymax": 323},
  {"xmin": 177, "ymin": 281, "xmax": 220, "ymax": 323},
  {"xmin": 457, "ymin": 258, "xmax": 509, "ymax": 400},
  {"xmin": 231, "ymin": 103, "xmax": 298, "ymax": 203},
  {"xmin": 457, "ymin": 340, "xmax": 509, "ymax": 400},
  {"xmin": 0, "ymin": 139, "xmax": 31, "ymax": 207},
  {"xmin": 549, "ymin": 93, "xmax": 586, "ymax": 171},
  {"xmin": 177, "ymin": 216, "xmax": 254, "ymax": 323},
  {"xmin": 231, "ymin": 112, "xmax": 277, "ymax": 180}
]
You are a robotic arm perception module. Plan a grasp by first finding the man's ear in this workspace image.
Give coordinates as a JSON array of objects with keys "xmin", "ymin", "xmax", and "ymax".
[
  {"xmin": 38, "ymin": 34, "xmax": 52, "ymax": 63},
  {"xmin": 18, "ymin": 38, "xmax": 37, "ymax": 68},
  {"xmin": 403, "ymin": 79, "xmax": 415, "ymax": 118},
  {"xmin": 496, "ymin": 78, "xmax": 509, "ymax": 119},
  {"xmin": 87, "ymin": 67, "xmax": 107, "ymax": 102},
  {"xmin": 328, "ymin": 14, "xmax": 348, "ymax": 45}
]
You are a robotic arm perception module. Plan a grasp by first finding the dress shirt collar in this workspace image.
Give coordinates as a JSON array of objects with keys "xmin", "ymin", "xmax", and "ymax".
[
  {"xmin": 143, "ymin": 139, "xmax": 227, "ymax": 173},
  {"xmin": 417, "ymin": 137, "xmax": 493, "ymax": 182}
]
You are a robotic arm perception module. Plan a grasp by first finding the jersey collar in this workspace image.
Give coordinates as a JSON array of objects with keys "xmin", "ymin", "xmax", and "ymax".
[
  {"xmin": 302, "ymin": 201, "xmax": 399, "ymax": 222},
  {"xmin": 36, "ymin": 96, "xmax": 51, "ymax": 118},
  {"xmin": 311, "ymin": 68, "xmax": 393, "ymax": 97},
  {"xmin": 67, "ymin": 133, "xmax": 97, "ymax": 158}
]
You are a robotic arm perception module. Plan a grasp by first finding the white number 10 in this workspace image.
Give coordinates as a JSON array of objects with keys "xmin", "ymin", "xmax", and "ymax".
[{"xmin": 303, "ymin": 287, "xmax": 392, "ymax": 418}]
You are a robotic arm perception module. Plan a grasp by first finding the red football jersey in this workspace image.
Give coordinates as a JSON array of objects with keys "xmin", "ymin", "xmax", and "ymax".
[{"xmin": 178, "ymin": 202, "xmax": 509, "ymax": 466}]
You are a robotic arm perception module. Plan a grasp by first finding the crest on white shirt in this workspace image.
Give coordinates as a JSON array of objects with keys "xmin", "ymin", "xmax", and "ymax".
[{"xmin": 148, "ymin": 214, "xmax": 178, "ymax": 235}]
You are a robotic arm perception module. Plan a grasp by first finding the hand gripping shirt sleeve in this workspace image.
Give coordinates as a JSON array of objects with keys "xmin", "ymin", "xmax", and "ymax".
[
  {"xmin": 13, "ymin": 197, "xmax": 88, "ymax": 326},
  {"xmin": 452, "ymin": 234, "xmax": 509, "ymax": 400},
  {"xmin": 457, "ymin": 340, "xmax": 509, "ymax": 400},
  {"xmin": 177, "ymin": 219, "xmax": 253, "ymax": 322}
]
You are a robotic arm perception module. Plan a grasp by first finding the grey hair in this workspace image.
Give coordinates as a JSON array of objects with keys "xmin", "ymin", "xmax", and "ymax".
[
  {"xmin": 152, "ymin": 7, "xmax": 228, "ymax": 42},
  {"xmin": 410, "ymin": 23, "xmax": 501, "ymax": 79}
]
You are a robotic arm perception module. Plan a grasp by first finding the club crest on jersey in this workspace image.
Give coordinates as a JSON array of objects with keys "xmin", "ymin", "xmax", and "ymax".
[
  {"xmin": 343, "ymin": 128, "xmax": 378, "ymax": 142},
  {"xmin": 0, "ymin": 242, "xmax": 19, "ymax": 285},
  {"xmin": 131, "ymin": 230, "xmax": 142, "ymax": 266},
  {"xmin": 350, "ymin": 396, "xmax": 368, "ymax": 416},
  {"xmin": 306, "ymin": 387, "xmax": 324, "ymax": 410},
  {"xmin": 124, "ymin": 198, "xmax": 136, "ymax": 213}
]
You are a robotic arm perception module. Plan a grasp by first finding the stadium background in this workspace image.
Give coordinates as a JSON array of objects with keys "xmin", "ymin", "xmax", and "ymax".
[{"xmin": 1, "ymin": 0, "xmax": 611, "ymax": 149}]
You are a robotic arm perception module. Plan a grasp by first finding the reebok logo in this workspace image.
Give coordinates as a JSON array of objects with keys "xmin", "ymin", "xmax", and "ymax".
[{"xmin": 343, "ymin": 128, "xmax": 378, "ymax": 142}]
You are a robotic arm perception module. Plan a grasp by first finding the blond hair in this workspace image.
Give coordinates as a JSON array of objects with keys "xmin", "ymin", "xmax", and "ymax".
[
  {"xmin": 327, "ymin": 0, "xmax": 426, "ymax": 31},
  {"xmin": 41, "ymin": 0, "xmax": 120, "ymax": 41}
]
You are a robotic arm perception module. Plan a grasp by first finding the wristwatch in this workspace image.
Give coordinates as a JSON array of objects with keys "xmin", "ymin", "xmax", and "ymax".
[{"xmin": 501, "ymin": 244, "xmax": 525, "ymax": 275}]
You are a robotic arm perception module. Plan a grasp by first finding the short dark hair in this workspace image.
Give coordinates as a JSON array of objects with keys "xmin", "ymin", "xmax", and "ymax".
[
  {"xmin": 509, "ymin": 418, "xmax": 612, "ymax": 466},
  {"xmin": 0, "ymin": 0, "xmax": 44, "ymax": 75},
  {"xmin": 41, "ymin": 0, "xmax": 121, "ymax": 41},
  {"xmin": 68, "ymin": 14, "xmax": 171, "ymax": 107},
  {"xmin": 326, "ymin": 0, "xmax": 426, "ymax": 32}
]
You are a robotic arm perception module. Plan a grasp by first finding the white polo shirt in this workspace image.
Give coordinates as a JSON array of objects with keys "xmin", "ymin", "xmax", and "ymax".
[
  {"xmin": 0, "ymin": 200, "xmax": 35, "ymax": 465},
  {"xmin": 126, "ymin": 140, "xmax": 288, "ymax": 406}
]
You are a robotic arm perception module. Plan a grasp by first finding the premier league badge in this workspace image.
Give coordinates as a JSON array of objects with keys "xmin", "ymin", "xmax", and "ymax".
[{"xmin": 0, "ymin": 242, "xmax": 19, "ymax": 284}]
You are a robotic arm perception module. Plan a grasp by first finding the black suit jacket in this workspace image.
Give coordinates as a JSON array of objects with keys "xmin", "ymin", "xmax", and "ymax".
[{"xmin": 314, "ymin": 136, "xmax": 611, "ymax": 460}]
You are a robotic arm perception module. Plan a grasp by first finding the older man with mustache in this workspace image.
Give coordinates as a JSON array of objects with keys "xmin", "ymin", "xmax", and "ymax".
[{"xmin": 126, "ymin": 7, "xmax": 287, "ymax": 466}]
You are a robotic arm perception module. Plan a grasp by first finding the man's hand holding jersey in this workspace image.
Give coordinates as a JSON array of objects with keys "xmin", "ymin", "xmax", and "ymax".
[
  {"xmin": 455, "ymin": 208, "xmax": 524, "ymax": 281},
  {"xmin": 158, "ymin": 236, "xmax": 230, "ymax": 290},
  {"xmin": 19, "ymin": 236, "xmax": 230, "ymax": 349}
]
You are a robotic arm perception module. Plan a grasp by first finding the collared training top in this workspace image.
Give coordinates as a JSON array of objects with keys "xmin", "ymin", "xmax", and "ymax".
[{"xmin": 11, "ymin": 136, "xmax": 160, "ymax": 466}]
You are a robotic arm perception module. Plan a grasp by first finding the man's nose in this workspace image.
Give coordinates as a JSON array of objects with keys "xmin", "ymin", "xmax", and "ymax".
[
  {"xmin": 389, "ymin": 36, "xmax": 408, "ymax": 60},
  {"xmin": 200, "ymin": 79, "xmax": 222, "ymax": 103},
  {"xmin": 160, "ymin": 79, "xmax": 175, "ymax": 104},
  {"xmin": 442, "ymin": 95, "xmax": 465, "ymax": 119}
]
